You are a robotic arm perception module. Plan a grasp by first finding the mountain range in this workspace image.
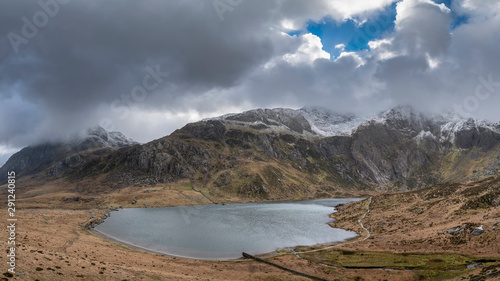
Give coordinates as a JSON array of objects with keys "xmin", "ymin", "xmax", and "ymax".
[{"xmin": 2, "ymin": 105, "xmax": 500, "ymax": 201}]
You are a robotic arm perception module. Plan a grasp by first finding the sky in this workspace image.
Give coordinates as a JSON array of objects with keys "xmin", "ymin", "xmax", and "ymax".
[{"xmin": 1, "ymin": 0, "xmax": 500, "ymax": 165}]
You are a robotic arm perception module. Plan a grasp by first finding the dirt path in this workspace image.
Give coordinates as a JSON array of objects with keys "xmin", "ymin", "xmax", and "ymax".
[
  {"xmin": 295, "ymin": 196, "xmax": 372, "ymax": 255},
  {"xmin": 266, "ymin": 197, "xmax": 373, "ymax": 280}
]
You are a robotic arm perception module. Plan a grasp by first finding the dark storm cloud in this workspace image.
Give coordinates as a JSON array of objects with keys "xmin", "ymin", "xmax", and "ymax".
[
  {"xmin": 0, "ymin": 0, "xmax": 287, "ymax": 145},
  {"xmin": 1, "ymin": 1, "xmax": 273, "ymax": 105},
  {"xmin": 1, "ymin": 0, "xmax": 373, "ymax": 146},
  {"xmin": 0, "ymin": 0, "xmax": 499, "ymax": 153}
]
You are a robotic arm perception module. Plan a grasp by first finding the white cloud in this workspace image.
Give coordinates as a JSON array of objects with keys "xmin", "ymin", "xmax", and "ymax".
[
  {"xmin": 280, "ymin": 19, "xmax": 299, "ymax": 30},
  {"xmin": 457, "ymin": 0, "xmax": 500, "ymax": 17},
  {"xmin": 426, "ymin": 54, "xmax": 440, "ymax": 69},
  {"xmin": 0, "ymin": 145, "xmax": 20, "ymax": 167},
  {"xmin": 242, "ymin": 0, "xmax": 500, "ymax": 121},
  {"xmin": 368, "ymin": 38, "xmax": 391, "ymax": 50},
  {"xmin": 325, "ymin": 0, "xmax": 398, "ymax": 19},
  {"xmin": 334, "ymin": 43, "xmax": 346, "ymax": 51},
  {"xmin": 283, "ymin": 33, "xmax": 331, "ymax": 65},
  {"xmin": 0, "ymin": 145, "xmax": 18, "ymax": 155},
  {"xmin": 335, "ymin": 52, "xmax": 365, "ymax": 67},
  {"xmin": 273, "ymin": 0, "xmax": 399, "ymax": 32},
  {"xmin": 394, "ymin": 0, "xmax": 451, "ymax": 57},
  {"xmin": 290, "ymin": 0, "xmax": 399, "ymax": 22},
  {"xmin": 368, "ymin": 38, "xmax": 396, "ymax": 60}
]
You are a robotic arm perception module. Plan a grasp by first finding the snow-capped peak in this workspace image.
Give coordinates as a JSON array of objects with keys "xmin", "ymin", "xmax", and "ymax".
[
  {"xmin": 202, "ymin": 105, "xmax": 500, "ymax": 141},
  {"xmin": 299, "ymin": 106, "xmax": 367, "ymax": 137},
  {"xmin": 73, "ymin": 126, "xmax": 138, "ymax": 149}
]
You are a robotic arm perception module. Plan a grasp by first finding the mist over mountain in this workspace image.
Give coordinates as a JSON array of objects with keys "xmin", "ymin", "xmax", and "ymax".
[{"xmin": 0, "ymin": 126, "xmax": 138, "ymax": 183}]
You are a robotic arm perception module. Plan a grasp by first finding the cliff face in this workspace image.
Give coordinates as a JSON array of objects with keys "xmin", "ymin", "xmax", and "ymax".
[
  {"xmin": 344, "ymin": 107, "xmax": 500, "ymax": 189},
  {"xmin": 2, "ymin": 106, "xmax": 500, "ymax": 199}
]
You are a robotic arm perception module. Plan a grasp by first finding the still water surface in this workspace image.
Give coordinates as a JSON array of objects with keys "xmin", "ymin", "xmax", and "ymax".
[{"xmin": 95, "ymin": 198, "xmax": 363, "ymax": 260}]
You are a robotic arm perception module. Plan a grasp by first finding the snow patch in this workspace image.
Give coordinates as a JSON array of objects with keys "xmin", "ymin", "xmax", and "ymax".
[
  {"xmin": 299, "ymin": 107, "xmax": 366, "ymax": 137},
  {"xmin": 414, "ymin": 130, "xmax": 436, "ymax": 144}
]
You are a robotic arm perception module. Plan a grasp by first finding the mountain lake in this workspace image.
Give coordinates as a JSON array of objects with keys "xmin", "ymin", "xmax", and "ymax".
[{"xmin": 94, "ymin": 198, "xmax": 364, "ymax": 260}]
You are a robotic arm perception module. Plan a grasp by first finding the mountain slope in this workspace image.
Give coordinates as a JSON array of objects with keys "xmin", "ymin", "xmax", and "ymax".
[
  {"xmin": 2, "ymin": 106, "xmax": 500, "ymax": 202},
  {"xmin": 0, "ymin": 127, "xmax": 138, "ymax": 184},
  {"xmin": 330, "ymin": 175, "xmax": 500, "ymax": 256}
]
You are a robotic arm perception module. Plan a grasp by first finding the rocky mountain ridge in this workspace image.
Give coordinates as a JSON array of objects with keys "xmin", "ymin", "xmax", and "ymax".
[
  {"xmin": 2, "ymin": 106, "xmax": 499, "ymax": 200},
  {"xmin": 211, "ymin": 105, "xmax": 500, "ymax": 143}
]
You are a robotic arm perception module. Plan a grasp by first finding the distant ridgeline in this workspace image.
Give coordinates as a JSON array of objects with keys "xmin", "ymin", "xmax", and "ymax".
[
  {"xmin": 1, "ymin": 106, "xmax": 499, "ymax": 197},
  {"xmin": 0, "ymin": 127, "xmax": 138, "ymax": 184}
]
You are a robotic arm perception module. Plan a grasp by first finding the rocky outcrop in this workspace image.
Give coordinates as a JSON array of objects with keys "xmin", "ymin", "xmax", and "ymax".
[
  {"xmin": 225, "ymin": 108, "xmax": 314, "ymax": 135},
  {"xmin": 471, "ymin": 226, "xmax": 485, "ymax": 236}
]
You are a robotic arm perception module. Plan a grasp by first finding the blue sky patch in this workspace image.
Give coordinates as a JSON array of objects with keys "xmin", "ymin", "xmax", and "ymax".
[
  {"xmin": 302, "ymin": 3, "xmax": 397, "ymax": 58},
  {"xmin": 293, "ymin": 0, "xmax": 468, "ymax": 59},
  {"xmin": 433, "ymin": 0, "xmax": 469, "ymax": 28}
]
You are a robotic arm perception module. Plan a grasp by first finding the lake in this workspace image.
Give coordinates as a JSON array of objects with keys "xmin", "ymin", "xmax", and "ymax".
[{"xmin": 94, "ymin": 198, "xmax": 363, "ymax": 260}]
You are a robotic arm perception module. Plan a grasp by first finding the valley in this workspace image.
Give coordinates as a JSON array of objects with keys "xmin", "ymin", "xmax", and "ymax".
[
  {"xmin": 1, "ymin": 106, "xmax": 499, "ymax": 280},
  {"xmin": 7, "ymin": 176, "xmax": 499, "ymax": 280}
]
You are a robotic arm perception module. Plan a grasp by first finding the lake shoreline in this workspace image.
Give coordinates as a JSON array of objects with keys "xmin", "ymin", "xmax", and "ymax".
[
  {"xmin": 89, "ymin": 198, "xmax": 363, "ymax": 261},
  {"xmin": 91, "ymin": 226, "xmax": 362, "ymax": 261},
  {"xmin": 91, "ymin": 228, "xmax": 248, "ymax": 262}
]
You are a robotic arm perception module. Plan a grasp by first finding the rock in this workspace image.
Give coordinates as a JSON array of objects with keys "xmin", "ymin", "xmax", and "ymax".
[
  {"xmin": 471, "ymin": 225, "xmax": 484, "ymax": 236},
  {"xmin": 467, "ymin": 263, "xmax": 482, "ymax": 269},
  {"xmin": 131, "ymin": 200, "xmax": 137, "ymax": 205},
  {"xmin": 445, "ymin": 225, "xmax": 465, "ymax": 235}
]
